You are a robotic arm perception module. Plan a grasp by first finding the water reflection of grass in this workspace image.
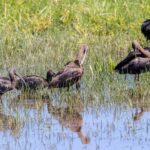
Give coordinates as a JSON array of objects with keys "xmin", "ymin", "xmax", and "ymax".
[
  {"xmin": 1, "ymin": 85, "xmax": 150, "ymax": 149},
  {"xmin": 0, "ymin": 0, "xmax": 150, "ymax": 103}
]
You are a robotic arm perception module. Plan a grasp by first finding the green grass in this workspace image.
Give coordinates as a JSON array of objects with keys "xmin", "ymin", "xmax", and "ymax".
[{"xmin": 0, "ymin": 0, "xmax": 150, "ymax": 105}]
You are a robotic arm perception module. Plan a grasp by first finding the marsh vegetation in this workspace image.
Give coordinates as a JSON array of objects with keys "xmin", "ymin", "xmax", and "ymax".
[{"xmin": 0, "ymin": 0, "xmax": 150, "ymax": 150}]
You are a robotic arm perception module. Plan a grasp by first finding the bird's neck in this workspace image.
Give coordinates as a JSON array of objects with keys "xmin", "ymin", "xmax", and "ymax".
[
  {"xmin": 11, "ymin": 80, "xmax": 17, "ymax": 88},
  {"xmin": 75, "ymin": 53, "xmax": 86, "ymax": 66},
  {"xmin": 9, "ymin": 74, "xmax": 17, "ymax": 88},
  {"xmin": 46, "ymin": 75, "xmax": 52, "ymax": 83},
  {"xmin": 74, "ymin": 60, "xmax": 80, "ymax": 66}
]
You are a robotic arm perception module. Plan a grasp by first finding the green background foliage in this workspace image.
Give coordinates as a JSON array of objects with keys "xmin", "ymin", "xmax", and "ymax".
[{"xmin": 0, "ymin": 0, "xmax": 150, "ymax": 97}]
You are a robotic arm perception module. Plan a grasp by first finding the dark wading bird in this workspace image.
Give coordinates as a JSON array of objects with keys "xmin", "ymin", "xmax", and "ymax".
[
  {"xmin": 16, "ymin": 70, "xmax": 55, "ymax": 90},
  {"xmin": 141, "ymin": 19, "xmax": 150, "ymax": 40},
  {"xmin": 48, "ymin": 44, "xmax": 88, "ymax": 89},
  {"xmin": 114, "ymin": 40, "xmax": 150, "ymax": 80},
  {"xmin": 0, "ymin": 68, "xmax": 23, "ymax": 97}
]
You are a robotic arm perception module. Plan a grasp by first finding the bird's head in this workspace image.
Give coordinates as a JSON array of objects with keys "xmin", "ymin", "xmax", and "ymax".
[
  {"xmin": 46, "ymin": 69, "xmax": 55, "ymax": 82},
  {"xmin": 76, "ymin": 44, "xmax": 88, "ymax": 66},
  {"xmin": 8, "ymin": 68, "xmax": 25, "ymax": 85},
  {"xmin": 141, "ymin": 19, "xmax": 150, "ymax": 40},
  {"xmin": 8, "ymin": 68, "xmax": 21, "ymax": 81}
]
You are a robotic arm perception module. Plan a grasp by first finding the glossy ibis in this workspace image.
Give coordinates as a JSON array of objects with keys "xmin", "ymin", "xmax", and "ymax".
[
  {"xmin": 115, "ymin": 41, "xmax": 150, "ymax": 80},
  {"xmin": 16, "ymin": 69, "xmax": 55, "ymax": 90},
  {"xmin": 48, "ymin": 44, "xmax": 88, "ymax": 89},
  {"xmin": 0, "ymin": 68, "xmax": 23, "ymax": 96}
]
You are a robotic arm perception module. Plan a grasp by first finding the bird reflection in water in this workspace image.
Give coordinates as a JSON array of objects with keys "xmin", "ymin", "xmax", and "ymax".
[
  {"xmin": 47, "ymin": 100, "xmax": 90, "ymax": 144},
  {"xmin": 131, "ymin": 93, "xmax": 150, "ymax": 121},
  {"xmin": 133, "ymin": 107, "xmax": 144, "ymax": 121},
  {"xmin": 9, "ymin": 93, "xmax": 90, "ymax": 144}
]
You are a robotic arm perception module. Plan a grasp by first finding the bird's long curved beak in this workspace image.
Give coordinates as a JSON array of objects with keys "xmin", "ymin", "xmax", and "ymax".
[{"xmin": 80, "ymin": 53, "xmax": 87, "ymax": 65}]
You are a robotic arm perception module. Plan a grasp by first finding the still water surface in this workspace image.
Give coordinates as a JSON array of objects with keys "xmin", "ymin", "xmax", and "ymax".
[{"xmin": 0, "ymin": 91, "xmax": 150, "ymax": 150}]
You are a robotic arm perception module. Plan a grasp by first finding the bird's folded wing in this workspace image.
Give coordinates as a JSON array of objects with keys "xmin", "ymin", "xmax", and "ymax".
[{"xmin": 50, "ymin": 68, "xmax": 82, "ymax": 85}]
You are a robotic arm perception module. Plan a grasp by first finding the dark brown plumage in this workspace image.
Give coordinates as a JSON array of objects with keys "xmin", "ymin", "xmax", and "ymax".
[
  {"xmin": 16, "ymin": 70, "xmax": 55, "ymax": 90},
  {"xmin": 48, "ymin": 44, "xmax": 88, "ymax": 89},
  {"xmin": 115, "ymin": 57, "xmax": 150, "ymax": 74},
  {"xmin": 0, "ymin": 69, "xmax": 23, "ymax": 96},
  {"xmin": 114, "ymin": 41, "xmax": 150, "ymax": 77}
]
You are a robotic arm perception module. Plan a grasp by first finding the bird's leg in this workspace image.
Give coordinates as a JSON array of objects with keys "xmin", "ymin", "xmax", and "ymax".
[
  {"xmin": 0, "ymin": 98, "xmax": 2, "ymax": 114},
  {"xmin": 0, "ymin": 95, "xmax": 4, "ymax": 109},
  {"xmin": 49, "ymin": 87, "xmax": 53, "ymax": 93},
  {"xmin": 0, "ymin": 95, "xmax": 2, "ymax": 105},
  {"xmin": 124, "ymin": 75, "xmax": 127, "ymax": 80},
  {"xmin": 137, "ymin": 74, "xmax": 140, "ymax": 81},
  {"xmin": 76, "ymin": 81, "xmax": 81, "ymax": 90},
  {"xmin": 134, "ymin": 74, "xmax": 140, "ymax": 81},
  {"xmin": 67, "ymin": 86, "xmax": 70, "ymax": 91},
  {"xmin": 134, "ymin": 74, "xmax": 137, "ymax": 81}
]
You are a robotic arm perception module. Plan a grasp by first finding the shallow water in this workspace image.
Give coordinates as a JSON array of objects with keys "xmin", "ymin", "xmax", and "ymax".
[{"xmin": 0, "ymin": 89, "xmax": 150, "ymax": 150}]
